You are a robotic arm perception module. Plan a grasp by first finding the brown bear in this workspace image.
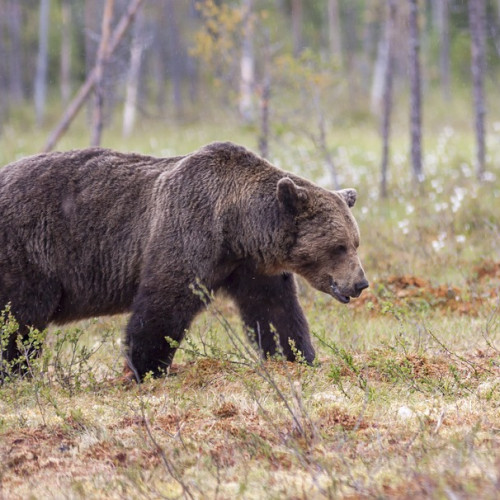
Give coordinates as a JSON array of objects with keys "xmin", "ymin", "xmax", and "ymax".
[{"xmin": 0, "ymin": 142, "xmax": 368, "ymax": 380}]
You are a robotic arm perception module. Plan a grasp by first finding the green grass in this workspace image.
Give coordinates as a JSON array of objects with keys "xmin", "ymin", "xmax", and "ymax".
[{"xmin": 0, "ymin": 108, "xmax": 499, "ymax": 498}]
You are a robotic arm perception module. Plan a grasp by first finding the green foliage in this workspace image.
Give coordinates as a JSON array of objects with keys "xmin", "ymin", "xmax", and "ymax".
[
  {"xmin": 0, "ymin": 311, "xmax": 115, "ymax": 396},
  {"xmin": 0, "ymin": 270, "xmax": 498, "ymax": 498},
  {"xmin": 0, "ymin": 305, "xmax": 47, "ymax": 384},
  {"xmin": 190, "ymin": 0, "xmax": 244, "ymax": 84},
  {"xmin": 48, "ymin": 326, "xmax": 115, "ymax": 395}
]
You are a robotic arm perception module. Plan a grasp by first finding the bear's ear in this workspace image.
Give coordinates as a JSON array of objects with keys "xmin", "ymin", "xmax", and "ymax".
[
  {"xmin": 277, "ymin": 177, "xmax": 309, "ymax": 213},
  {"xmin": 337, "ymin": 188, "xmax": 357, "ymax": 208}
]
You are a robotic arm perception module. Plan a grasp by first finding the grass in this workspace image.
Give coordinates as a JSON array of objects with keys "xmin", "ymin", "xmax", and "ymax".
[{"xmin": 0, "ymin": 106, "xmax": 499, "ymax": 499}]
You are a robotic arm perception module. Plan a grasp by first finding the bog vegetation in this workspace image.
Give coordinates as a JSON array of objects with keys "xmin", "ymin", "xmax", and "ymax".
[
  {"xmin": 0, "ymin": 117, "xmax": 498, "ymax": 498},
  {"xmin": 0, "ymin": 1, "xmax": 499, "ymax": 499}
]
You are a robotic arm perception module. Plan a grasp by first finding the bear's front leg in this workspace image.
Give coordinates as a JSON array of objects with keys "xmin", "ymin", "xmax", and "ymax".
[
  {"xmin": 222, "ymin": 266, "xmax": 316, "ymax": 364},
  {"xmin": 125, "ymin": 285, "xmax": 204, "ymax": 380}
]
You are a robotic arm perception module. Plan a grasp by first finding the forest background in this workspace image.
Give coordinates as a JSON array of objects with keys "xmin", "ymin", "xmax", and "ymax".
[
  {"xmin": 0, "ymin": 0, "xmax": 499, "ymax": 186},
  {"xmin": 0, "ymin": 1, "xmax": 499, "ymax": 499}
]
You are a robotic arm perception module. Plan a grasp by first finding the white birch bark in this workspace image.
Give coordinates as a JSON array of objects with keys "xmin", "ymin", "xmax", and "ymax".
[
  {"xmin": 123, "ymin": 13, "xmax": 144, "ymax": 137},
  {"xmin": 327, "ymin": 0, "xmax": 343, "ymax": 66},
  {"xmin": 468, "ymin": 0, "xmax": 487, "ymax": 180},
  {"xmin": 239, "ymin": 0, "xmax": 255, "ymax": 123},
  {"xmin": 408, "ymin": 0, "xmax": 423, "ymax": 184},
  {"xmin": 60, "ymin": 0, "xmax": 72, "ymax": 104},
  {"xmin": 35, "ymin": 0, "xmax": 51, "ymax": 126},
  {"xmin": 380, "ymin": 0, "xmax": 396, "ymax": 198}
]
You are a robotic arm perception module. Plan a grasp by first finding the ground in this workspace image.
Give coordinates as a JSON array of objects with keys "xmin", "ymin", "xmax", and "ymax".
[
  {"xmin": 0, "ymin": 264, "xmax": 498, "ymax": 499},
  {"xmin": 0, "ymin": 118, "xmax": 499, "ymax": 499}
]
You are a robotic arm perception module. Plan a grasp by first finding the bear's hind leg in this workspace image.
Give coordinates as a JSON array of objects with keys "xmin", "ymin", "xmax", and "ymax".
[
  {"xmin": 0, "ymin": 275, "xmax": 61, "ymax": 377},
  {"xmin": 222, "ymin": 267, "xmax": 315, "ymax": 364}
]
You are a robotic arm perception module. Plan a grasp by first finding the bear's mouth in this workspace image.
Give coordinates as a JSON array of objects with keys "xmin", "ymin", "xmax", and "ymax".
[{"xmin": 330, "ymin": 282, "xmax": 351, "ymax": 304}]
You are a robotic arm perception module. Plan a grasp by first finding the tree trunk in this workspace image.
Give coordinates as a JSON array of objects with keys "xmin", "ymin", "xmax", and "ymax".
[
  {"xmin": 91, "ymin": 0, "xmax": 114, "ymax": 147},
  {"xmin": 327, "ymin": 0, "xmax": 343, "ymax": 67},
  {"xmin": 361, "ymin": 5, "xmax": 381, "ymax": 91},
  {"xmin": 291, "ymin": 0, "xmax": 303, "ymax": 57},
  {"xmin": 0, "ymin": 1, "xmax": 5, "ymax": 132},
  {"xmin": 84, "ymin": 0, "xmax": 99, "ymax": 121},
  {"xmin": 7, "ymin": 0, "xmax": 23, "ymax": 102},
  {"xmin": 259, "ymin": 31, "xmax": 271, "ymax": 159},
  {"xmin": 468, "ymin": 0, "xmax": 487, "ymax": 180},
  {"xmin": 408, "ymin": 0, "xmax": 423, "ymax": 184},
  {"xmin": 84, "ymin": 0, "xmax": 99, "ymax": 77},
  {"xmin": 344, "ymin": 3, "xmax": 360, "ymax": 106},
  {"xmin": 122, "ymin": 10, "xmax": 144, "ymax": 137},
  {"xmin": 259, "ymin": 75, "xmax": 270, "ymax": 158},
  {"xmin": 380, "ymin": 0, "xmax": 396, "ymax": 198},
  {"xmin": 314, "ymin": 90, "xmax": 339, "ymax": 190},
  {"xmin": 239, "ymin": 0, "xmax": 255, "ymax": 123},
  {"xmin": 437, "ymin": 0, "xmax": 450, "ymax": 100},
  {"xmin": 187, "ymin": 0, "xmax": 199, "ymax": 104},
  {"xmin": 370, "ymin": 29, "xmax": 387, "ymax": 114},
  {"xmin": 152, "ymin": 1, "xmax": 166, "ymax": 114},
  {"xmin": 34, "ymin": 0, "xmax": 51, "ymax": 126},
  {"xmin": 165, "ymin": 0, "xmax": 183, "ymax": 119},
  {"xmin": 60, "ymin": 0, "xmax": 72, "ymax": 104}
]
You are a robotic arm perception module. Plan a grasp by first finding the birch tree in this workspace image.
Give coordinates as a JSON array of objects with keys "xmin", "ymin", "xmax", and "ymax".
[
  {"xmin": 437, "ymin": 0, "xmax": 450, "ymax": 100},
  {"xmin": 380, "ymin": 0, "xmax": 396, "ymax": 198},
  {"xmin": 239, "ymin": 0, "xmax": 255, "ymax": 123},
  {"xmin": 34, "ymin": 0, "xmax": 50, "ymax": 126},
  {"xmin": 165, "ymin": 0, "xmax": 183, "ymax": 118},
  {"xmin": 291, "ymin": 0, "xmax": 303, "ymax": 57},
  {"xmin": 91, "ymin": 0, "xmax": 114, "ymax": 147},
  {"xmin": 84, "ymin": 0, "xmax": 99, "ymax": 80},
  {"xmin": 60, "ymin": 0, "xmax": 72, "ymax": 104},
  {"xmin": 258, "ymin": 41, "xmax": 271, "ymax": 158},
  {"xmin": 0, "ymin": 2, "xmax": 4, "ymax": 132},
  {"xmin": 7, "ymin": 0, "xmax": 23, "ymax": 103},
  {"xmin": 122, "ymin": 10, "xmax": 144, "ymax": 137},
  {"xmin": 327, "ymin": 0, "xmax": 343, "ymax": 67},
  {"xmin": 468, "ymin": 0, "xmax": 487, "ymax": 180},
  {"xmin": 44, "ymin": 0, "xmax": 146, "ymax": 152},
  {"xmin": 370, "ymin": 26, "xmax": 387, "ymax": 114},
  {"xmin": 408, "ymin": 0, "xmax": 423, "ymax": 184}
]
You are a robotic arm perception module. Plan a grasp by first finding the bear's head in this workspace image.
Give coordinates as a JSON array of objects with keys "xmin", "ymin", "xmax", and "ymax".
[{"xmin": 277, "ymin": 177, "xmax": 369, "ymax": 303}]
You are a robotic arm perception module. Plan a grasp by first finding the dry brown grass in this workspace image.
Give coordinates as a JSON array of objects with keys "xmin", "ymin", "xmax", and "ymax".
[
  {"xmin": 1, "ymin": 122, "xmax": 499, "ymax": 498},
  {"xmin": 1, "ymin": 288, "xmax": 498, "ymax": 499},
  {"xmin": 1, "ymin": 258, "xmax": 499, "ymax": 498}
]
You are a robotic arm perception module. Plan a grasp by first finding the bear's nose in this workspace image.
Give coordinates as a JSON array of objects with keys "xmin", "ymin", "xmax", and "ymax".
[{"xmin": 354, "ymin": 279, "xmax": 369, "ymax": 292}]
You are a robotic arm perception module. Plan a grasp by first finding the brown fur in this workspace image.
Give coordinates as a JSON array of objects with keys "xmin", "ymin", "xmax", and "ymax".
[{"xmin": 0, "ymin": 142, "xmax": 368, "ymax": 379}]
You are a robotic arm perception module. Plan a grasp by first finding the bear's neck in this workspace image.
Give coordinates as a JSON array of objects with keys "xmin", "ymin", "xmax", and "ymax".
[{"xmin": 222, "ymin": 189, "xmax": 297, "ymax": 275}]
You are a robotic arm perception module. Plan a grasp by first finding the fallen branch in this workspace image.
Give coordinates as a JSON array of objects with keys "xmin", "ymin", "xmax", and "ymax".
[{"xmin": 43, "ymin": 0, "xmax": 146, "ymax": 153}]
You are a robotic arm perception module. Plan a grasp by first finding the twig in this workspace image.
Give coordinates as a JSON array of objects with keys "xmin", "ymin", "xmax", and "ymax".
[
  {"xmin": 425, "ymin": 326, "xmax": 494, "ymax": 376},
  {"xmin": 139, "ymin": 400, "xmax": 196, "ymax": 500},
  {"xmin": 482, "ymin": 300, "xmax": 500, "ymax": 353}
]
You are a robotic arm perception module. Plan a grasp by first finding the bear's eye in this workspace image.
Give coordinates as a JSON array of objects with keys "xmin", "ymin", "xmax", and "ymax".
[{"xmin": 332, "ymin": 245, "xmax": 347, "ymax": 256}]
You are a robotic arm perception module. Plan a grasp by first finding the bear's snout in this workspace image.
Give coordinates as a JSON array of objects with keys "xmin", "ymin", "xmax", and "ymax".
[
  {"xmin": 329, "ymin": 275, "xmax": 369, "ymax": 304},
  {"xmin": 353, "ymin": 278, "xmax": 369, "ymax": 297}
]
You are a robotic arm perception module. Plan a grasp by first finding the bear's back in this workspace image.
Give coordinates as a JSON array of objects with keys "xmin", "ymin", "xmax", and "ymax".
[
  {"xmin": 0, "ymin": 148, "xmax": 179, "ymax": 200},
  {"xmin": 0, "ymin": 148, "xmax": 185, "ymax": 319}
]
